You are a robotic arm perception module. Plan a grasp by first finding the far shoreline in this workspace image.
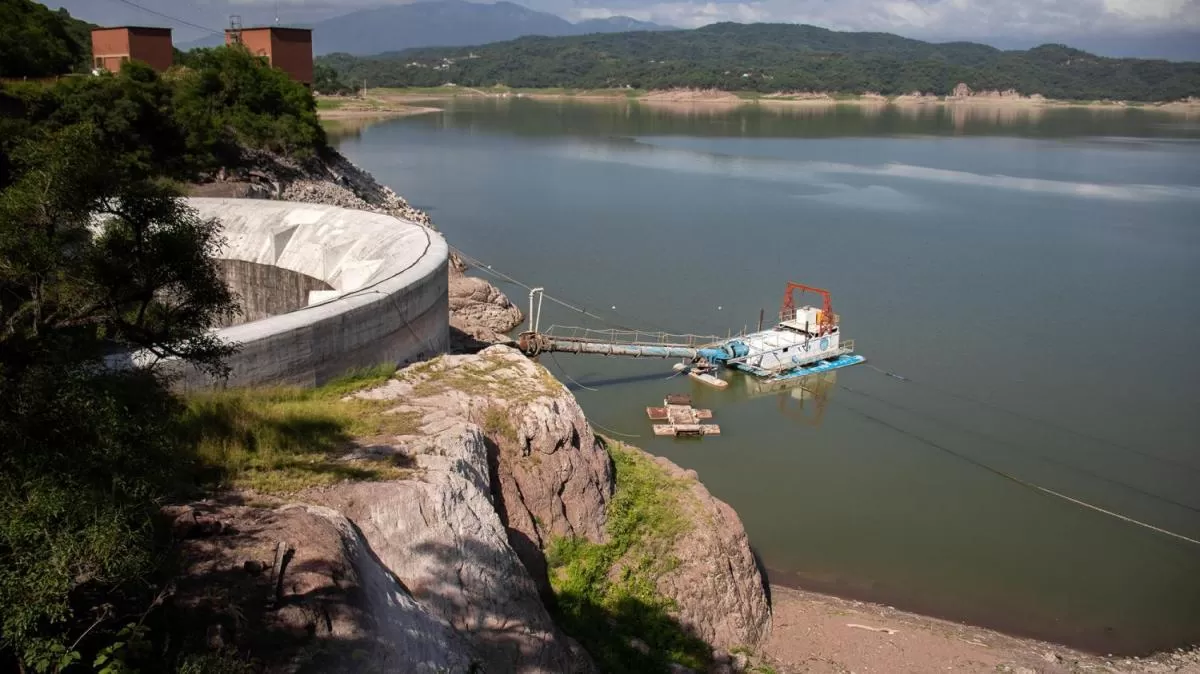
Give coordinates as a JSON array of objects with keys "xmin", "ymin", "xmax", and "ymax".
[{"xmin": 360, "ymin": 86, "xmax": 1200, "ymax": 115}]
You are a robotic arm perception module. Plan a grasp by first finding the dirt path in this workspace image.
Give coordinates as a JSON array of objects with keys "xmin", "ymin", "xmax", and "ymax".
[{"xmin": 763, "ymin": 585, "xmax": 1200, "ymax": 674}]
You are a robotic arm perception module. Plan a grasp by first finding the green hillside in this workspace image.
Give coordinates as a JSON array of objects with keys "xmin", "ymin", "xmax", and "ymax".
[
  {"xmin": 0, "ymin": 0, "xmax": 93, "ymax": 78},
  {"xmin": 320, "ymin": 22, "xmax": 1200, "ymax": 101}
]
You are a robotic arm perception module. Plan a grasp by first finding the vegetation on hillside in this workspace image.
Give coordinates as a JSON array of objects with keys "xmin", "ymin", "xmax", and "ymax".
[
  {"xmin": 1, "ymin": 6, "xmax": 331, "ymax": 664},
  {"xmin": 547, "ymin": 442, "xmax": 712, "ymax": 671},
  {"xmin": 320, "ymin": 22, "xmax": 1200, "ymax": 102},
  {"xmin": 0, "ymin": 0, "xmax": 94, "ymax": 78}
]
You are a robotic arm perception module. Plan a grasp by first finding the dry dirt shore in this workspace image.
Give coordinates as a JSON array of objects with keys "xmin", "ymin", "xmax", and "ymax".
[
  {"xmin": 763, "ymin": 584, "xmax": 1200, "ymax": 674},
  {"xmin": 374, "ymin": 87, "xmax": 1200, "ymax": 115},
  {"xmin": 316, "ymin": 99, "xmax": 441, "ymax": 121}
]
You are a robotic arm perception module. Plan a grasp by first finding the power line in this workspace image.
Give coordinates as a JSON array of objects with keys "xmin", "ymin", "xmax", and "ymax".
[{"xmin": 101, "ymin": 0, "xmax": 223, "ymax": 35}]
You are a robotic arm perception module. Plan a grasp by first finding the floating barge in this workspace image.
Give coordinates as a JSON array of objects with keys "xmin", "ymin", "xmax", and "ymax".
[
  {"xmin": 519, "ymin": 281, "xmax": 866, "ymax": 384},
  {"xmin": 646, "ymin": 394, "xmax": 720, "ymax": 437}
]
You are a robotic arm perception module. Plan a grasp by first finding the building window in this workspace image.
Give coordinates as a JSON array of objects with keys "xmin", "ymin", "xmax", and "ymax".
[{"xmin": 94, "ymin": 57, "xmax": 103, "ymax": 68}]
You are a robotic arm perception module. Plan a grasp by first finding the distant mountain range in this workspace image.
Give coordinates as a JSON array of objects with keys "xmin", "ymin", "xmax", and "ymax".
[
  {"xmin": 320, "ymin": 22, "xmax": 1200, "ymax": 101},
  {"xmin": 180, "ymin": 0, "xmax": 673, "ymax": 56}
]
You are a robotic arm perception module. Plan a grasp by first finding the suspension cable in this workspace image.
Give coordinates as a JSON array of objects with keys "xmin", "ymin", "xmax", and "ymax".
[{"xmin": 451, "ymin": 246, "xmax": 669, "ymax": 332}]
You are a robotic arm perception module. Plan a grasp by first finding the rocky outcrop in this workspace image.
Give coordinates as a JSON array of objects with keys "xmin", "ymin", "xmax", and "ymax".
[
  {"xmin": 306, "ymin": 416, "xmax": 593, "ymax": 672},
  {"xmin": 449, "ymin": 274, "xmax": 525, "ymax": 335},
  {"xmin": 357, "ymin": 346, "xmax": 613, "ymax": 596},
  {"xmin": 164, "ymin": 501, "xmax": 478, "ymax": 673},
  {"xmin": 636, "ymin": 451, "xmax": 772, "ymax": 651}
]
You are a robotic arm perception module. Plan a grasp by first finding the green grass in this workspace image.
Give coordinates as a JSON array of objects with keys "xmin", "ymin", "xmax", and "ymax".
[
  {"xmin": 481, "ymin": 405, "xmax": 518, "ymax": 444},
  {"xmin": 546, "ymin": 442, "xmax": 710, "ymax": 671},
  {"xmin": 401, "ymin": 353, "xmax": 561, "ymax": 404},
  {"xmin": 182, "ymin": 365, "xmax": 420, "ymax": 494},
  {"xmin": 315, "ymin": 97, "xmax": 345, "ymax": 110}
]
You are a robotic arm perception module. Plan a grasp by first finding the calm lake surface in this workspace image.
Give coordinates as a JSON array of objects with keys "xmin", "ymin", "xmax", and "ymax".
[{"xmin": 334, "ymin": 99, "xmax": 1200, "ymax": 654}]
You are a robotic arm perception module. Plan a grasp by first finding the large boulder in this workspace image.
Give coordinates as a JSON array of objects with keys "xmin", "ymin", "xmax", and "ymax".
[
  {"xmin": 359, "ymin": 346, "xmax": 613, "ymax": 596},
  {"xmin": 307, "ymin": 418, "xmax": 593, "ymax": 672},
  {"xmin": 637, "ymin": 451, "xmax": 772, "ymax": 650},
  {"xmin": 449, "ymin": 274, "xmax": 525, "ymax": 335},
  {"xmin": 164, "ymin": 500, "xmax": 478, "ymax": 673}
]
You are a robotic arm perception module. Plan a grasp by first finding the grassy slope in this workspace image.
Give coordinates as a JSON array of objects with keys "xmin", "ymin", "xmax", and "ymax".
[
  {"xmin": 547, "ymin": 442, "xmax": 713, "ymax": 671},
  {"xmin": 182, "ymin": 365, "xmax": 420, "ymax": 493}
]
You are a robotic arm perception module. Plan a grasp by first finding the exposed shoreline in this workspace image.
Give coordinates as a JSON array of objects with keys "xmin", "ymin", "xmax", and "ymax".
[
  {"xmin": 763, "ymin": 584, "xmax": 1200, "ymax": 673},
  {"xmin": 369, "ymin": 86, "xmax": 1200, "ymax": 115},
  {"xmin": 316, "ymin": 102, "xmax": 442, "ymax": 120}
]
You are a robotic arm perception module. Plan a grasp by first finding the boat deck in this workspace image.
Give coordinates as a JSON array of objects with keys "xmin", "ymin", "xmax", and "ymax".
[{"xmin": 735, "ymin": 353, "xmax": 865, "ymax": 379}]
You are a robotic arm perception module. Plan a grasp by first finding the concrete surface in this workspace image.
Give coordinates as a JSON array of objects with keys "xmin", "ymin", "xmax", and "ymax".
[
  {"xmin": 171, "ymin": 198, "xmax": 449, "ymax": 390},
  {"xmin": 215, "ymin": 259, "xmax": 333, "ymax": 327}
]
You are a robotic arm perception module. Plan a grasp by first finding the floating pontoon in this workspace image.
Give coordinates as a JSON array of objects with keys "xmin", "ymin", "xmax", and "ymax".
[{"xmin": 519, "ymin": 282, "xmax": 865, "ymax": 384}]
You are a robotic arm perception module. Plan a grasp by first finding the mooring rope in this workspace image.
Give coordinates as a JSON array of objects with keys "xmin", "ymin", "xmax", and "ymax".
[
  {"xmin": 451, "ymin": 246, "xmax": 669, "ymax": 332},
  {"xmin": 835, "ymin": 398, "xmax": 1200, "ymax": 548},
  {"xmin": 548, "ymin": 351, "xmax": 598, "ymax": 392},
  {"xmin": 838, "ymin": 384, "xmax": 1200, "ymax": 515},
  {"xmin": 589, "ymin": 420, "xmax": 642, "ymax": 439},
  {"xmin": 862, "ymin": 363, "xmax": 1200, "ymax": 475}
]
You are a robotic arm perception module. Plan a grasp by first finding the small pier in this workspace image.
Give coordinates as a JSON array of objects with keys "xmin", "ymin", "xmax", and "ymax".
[{"xmin": 646, "ymin": 394, "xmax": 720, "ymax": 437}]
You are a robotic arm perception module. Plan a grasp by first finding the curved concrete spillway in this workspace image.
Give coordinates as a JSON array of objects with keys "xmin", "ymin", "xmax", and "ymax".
[{"xmin": 176, "ymin": 198, "xmax": 449, "ymax": 390}]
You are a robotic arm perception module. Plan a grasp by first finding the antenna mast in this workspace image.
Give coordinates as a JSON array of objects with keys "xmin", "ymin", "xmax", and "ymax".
[{"xmin": 228, "ymin": 15, "xmax": 243, "ymax": 44}]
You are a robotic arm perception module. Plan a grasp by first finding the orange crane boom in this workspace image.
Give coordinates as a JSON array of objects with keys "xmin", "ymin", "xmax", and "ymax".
[{"xmin": 781, "ymin": 282, "xmax": 835, "ymax": 336}]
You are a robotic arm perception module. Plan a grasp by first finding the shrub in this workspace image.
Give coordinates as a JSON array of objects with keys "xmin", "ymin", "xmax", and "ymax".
[
  {"xmin": 547, "ymin": 443, "xmax": 711, "ymax": 671},
  {"xmin": 173, "ymin": 46, "xmax": 328, "ymax": 165}
]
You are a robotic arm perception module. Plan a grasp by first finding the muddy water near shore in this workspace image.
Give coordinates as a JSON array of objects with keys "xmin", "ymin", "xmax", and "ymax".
[{"xmin": 334, "ymin": 99, "xmax": 1200, "ymax": 655}]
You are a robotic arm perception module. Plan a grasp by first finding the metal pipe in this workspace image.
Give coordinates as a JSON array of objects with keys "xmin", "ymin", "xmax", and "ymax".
[{"xmin": 540, "ymin": 339, "xmax": 700, "ymax": 359}]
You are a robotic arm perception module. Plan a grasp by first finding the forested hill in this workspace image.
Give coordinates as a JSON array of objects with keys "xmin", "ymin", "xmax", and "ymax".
[
  {"xmin": 0, "ymin": 0, "xmax": 94, "ymax": 77},
  {"xmin": 320, "ymin": 22, "xmax": 1200, "ymax": 101}
]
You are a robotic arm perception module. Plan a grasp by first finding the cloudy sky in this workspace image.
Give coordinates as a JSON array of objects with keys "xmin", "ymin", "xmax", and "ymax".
[{"xmin": 43, "ymin": 0, "xmax": 1200, "ymax": 59}]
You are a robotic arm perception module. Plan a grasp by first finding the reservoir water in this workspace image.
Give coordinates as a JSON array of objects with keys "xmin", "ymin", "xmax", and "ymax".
[{"xmin": 333, "ymin": 99, "xmax": 1200, "ymax": 654}]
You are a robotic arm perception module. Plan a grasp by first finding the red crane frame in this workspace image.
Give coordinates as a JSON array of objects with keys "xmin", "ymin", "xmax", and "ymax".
[{"xmin": 780, "ymin": 282, "xmax": 835, "ymax": 336}]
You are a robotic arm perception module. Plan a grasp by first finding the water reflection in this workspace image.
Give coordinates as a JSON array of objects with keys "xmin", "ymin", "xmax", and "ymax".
[{"xmin": 735, "ymin": 371, "xmax": 838, "ymax": 428}]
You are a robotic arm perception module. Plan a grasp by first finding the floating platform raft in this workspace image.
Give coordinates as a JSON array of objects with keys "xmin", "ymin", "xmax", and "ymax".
[
  {"xmin": 673, "ymin": 363, "xmax": 729, "ymax": 389},
  {"xmin": 646, "ymin": 394, "xmax": 720, "ymax": 437}
]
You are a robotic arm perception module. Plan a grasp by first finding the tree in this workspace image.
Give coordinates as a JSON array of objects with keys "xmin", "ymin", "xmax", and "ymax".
[
  {"xmin": 314, "ymin": 63, "xmax": 354, "ymax": 95},
  {"xmin": 173, "ymin": 46, "xmax": 328, "ymax": 165},
  {"xmin": 0, "ymin": 0, "xmax": 90, "ymax": 77},
  {"xmin": 0, "ymin": 109, "xmax": 236, "ymax": 672}
]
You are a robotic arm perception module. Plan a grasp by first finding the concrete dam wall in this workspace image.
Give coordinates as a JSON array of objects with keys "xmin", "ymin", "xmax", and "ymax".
[
  {"xmin": 214, "ymin": 259, "xmax": 334, "ymax": 327},
  {"xmin": 173, "ymin": 198, "xmax": 449, "ymax": 390}
]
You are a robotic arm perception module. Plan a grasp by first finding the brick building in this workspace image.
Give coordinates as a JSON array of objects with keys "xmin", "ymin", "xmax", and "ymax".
[
  {"xmin": 226, "ymin": 27, "xmax": 314, "ymax": 85},
  {"xmin": 91, "ymin": 27, "xmax": 173, "ymax": 73}
]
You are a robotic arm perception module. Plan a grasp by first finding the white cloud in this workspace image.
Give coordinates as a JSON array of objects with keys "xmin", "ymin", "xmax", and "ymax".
[
  {"xmin": 565, "ymin": 0, "xmax": 1199, "ymax": 38},
  {"xmin": 40, "ymin": 0, "xmax": 1200, "ymax": 56}
]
